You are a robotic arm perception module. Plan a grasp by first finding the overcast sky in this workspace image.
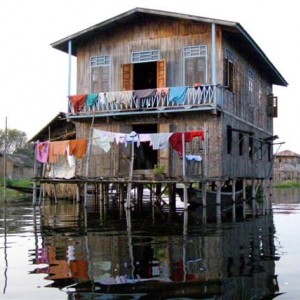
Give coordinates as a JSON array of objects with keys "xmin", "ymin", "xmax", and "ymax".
[{"xmin": 0, "ymin": 0, "xmax": 298, "ymax": 153}]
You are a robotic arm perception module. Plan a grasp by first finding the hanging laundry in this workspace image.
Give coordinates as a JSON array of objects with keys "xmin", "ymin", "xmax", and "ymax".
[
  {"xmin": 119, "ymin": 90, "xmax": 133, "ymax": 109},
  {"xmin": 185, "ymin": 155, "xmax": 202, "ymax": 161},
  {"xmin": 169, "ymin": 86, "xmax": 187, "ymax": 105},
  {"xmin": 150, "ymin": 133, "xmax": 173, "ymax": 150},
  {"xmin": 139, "ymin": 133, "xmax": 152, "ymax": 143},
  {"xmin": 69, "ymin": 139, "xmax": 88, "ymax": 159},
  {"xmin": 68, "ymin": 94, "xmax": 87, "ymax": 113},
  {"xmin": 156, "ymin": 87, "xmax": 170, "ymax": 98},
  {"xmin": 92, "ymin": 129, "xmax": 115, "ymax": 152},
  {"xmin": 48, "ymin": 140, "xmax": 69, "ymax": 163},
  {"xmin": 86, "ymin": 93, "xmax": 99, "ymax": 107},
  {"xmin": 98, "ymin": 93, "xmax": 106, "ymax": 104},
  {"xmin": 169, "ymin": 131, "xmax": 204, "ymax": 156},
  {"xmin": 114, "ymin": 133, "xmax": 126, "ymax": 144},
  {"xmin": 134, "ymin": 89, "xmax": 156, "ymax": 100},
  {"xmin": 66, "ymin": 144, "xmax": 76, "ymax": 167},
  {"xmin": 125, "ymin": 131, "xmax": 140, "ymax": 147},
  {"xmin": 35, "ymin": 141, "xmax": 50, "ymax": 163}
]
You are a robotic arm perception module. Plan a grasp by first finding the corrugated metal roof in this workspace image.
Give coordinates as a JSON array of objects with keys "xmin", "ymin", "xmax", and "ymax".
[
  {"xmin": 51, "ymin": 7, "xmax": 287, "ymax": 87},
  {"xmin": 276, "ymin": 150, "xmax": 300, "ymax": 157}
]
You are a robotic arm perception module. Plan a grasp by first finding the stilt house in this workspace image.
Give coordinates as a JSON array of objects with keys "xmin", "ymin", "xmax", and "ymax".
[{"xmin": 50, "ymin": 8, "xmax": 287, "ymax": 185}]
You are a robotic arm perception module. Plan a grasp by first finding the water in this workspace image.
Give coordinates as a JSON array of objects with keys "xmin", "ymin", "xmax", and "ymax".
[{"xmin": 0, "ymin": 188, "xmax": 299, "ymax": 299}]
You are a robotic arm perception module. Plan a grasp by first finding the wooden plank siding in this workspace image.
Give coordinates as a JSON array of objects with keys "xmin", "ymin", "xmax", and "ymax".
[{"xmin": 76, "ymin": 18, "xmax": 214, "ymax": 93}]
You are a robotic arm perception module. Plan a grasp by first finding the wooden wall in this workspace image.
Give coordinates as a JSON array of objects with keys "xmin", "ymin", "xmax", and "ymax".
[{"xmin": 76, "ymin": 17, "xmax": 218, "ymax": 93}]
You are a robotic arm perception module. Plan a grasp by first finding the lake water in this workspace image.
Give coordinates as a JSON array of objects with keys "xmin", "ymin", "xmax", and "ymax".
[{"xmin": 0, "ymin": 188, "xmax": 299, "ymax": 299}]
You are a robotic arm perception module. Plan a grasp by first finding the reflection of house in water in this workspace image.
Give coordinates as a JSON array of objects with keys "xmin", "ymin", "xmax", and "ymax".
[{"xmin": 33, "ymin": 202, "xmax": 280, "ymax": 298}]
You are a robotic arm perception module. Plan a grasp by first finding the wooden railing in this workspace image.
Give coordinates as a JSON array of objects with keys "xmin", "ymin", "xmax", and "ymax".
[{"xmin": 68, "ymin": 85, "xmax": 221, "ymax": 115}]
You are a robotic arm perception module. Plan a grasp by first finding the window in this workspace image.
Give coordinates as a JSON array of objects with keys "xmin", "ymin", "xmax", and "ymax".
[
  {"xmin": 247, "ymin": 69, "xmax": 255, "ymax": 106},
  {"xmin": 183, "ymin": 45, "xmax": 207, "ymax": 86},
  {"xmin": 90, "ymin": 55, "xmax": 110, "ymax": 93},
  {"xmin": 132, "ymin": 50, "xmax": 160, "ymax": 63},
  {"xmin": 224, "ymin": 50, "xmax": 234, "ymax": 91}
]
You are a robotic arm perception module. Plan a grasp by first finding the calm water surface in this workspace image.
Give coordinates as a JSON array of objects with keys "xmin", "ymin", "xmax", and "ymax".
[{"xmin": 0, "ymin": 188, "xmax": 300, "ymax": 299}]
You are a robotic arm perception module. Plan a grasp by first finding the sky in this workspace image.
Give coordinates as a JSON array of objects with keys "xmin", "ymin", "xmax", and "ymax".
[{"xmin": 0, "ymin": 0, "xmax": 298, "ymax": 153}]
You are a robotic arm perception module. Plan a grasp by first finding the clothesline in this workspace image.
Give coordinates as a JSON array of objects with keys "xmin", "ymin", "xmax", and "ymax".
[
  {"xmin": 68, "ymin": 86, "xmax": 190, "ymax": 113},
  {"xmin": 35, "ymin": 129, "xmax": 205, "ymax": 164}
]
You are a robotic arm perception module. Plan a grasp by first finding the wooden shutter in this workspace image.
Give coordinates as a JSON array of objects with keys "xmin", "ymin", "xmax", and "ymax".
[
  {"xmin": 121, "ymin": 63, "xmax": 133, "ymax": 91},
  {"xmin": 156, "ymin": 59, "xmax": 166, "ymax": 88}
]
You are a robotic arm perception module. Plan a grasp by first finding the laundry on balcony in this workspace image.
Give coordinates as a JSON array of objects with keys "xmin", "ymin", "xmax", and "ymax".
[
  {"xmin": 169, "ymin": 86, "xmax": 187, "ymax": 105},
  {"xmin": 68, "ymin": 94, "xmax": 88, "ymax": 113}
]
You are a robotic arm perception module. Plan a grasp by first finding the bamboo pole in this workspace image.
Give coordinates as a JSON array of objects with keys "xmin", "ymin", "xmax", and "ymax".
[
  {"xmin": 84, "ymin": 113, "xmax": 95, "ymax": 207},
  {"xmin": 3, "ymin": 117, "xmax": 7, "ymax": 202},
  {"xmin": 182, "ymin": 132, "xmax": 188, "ymax": 211},
  {"xmin": 126, "ymin": 132, "xmax": 136, "ymax": 208}
]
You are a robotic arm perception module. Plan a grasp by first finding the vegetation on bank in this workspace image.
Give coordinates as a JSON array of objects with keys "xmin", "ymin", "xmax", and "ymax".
[
  {"xmin": 0, "ymin": 178, "xmax": 33, "ymax": 199},
  {"xmin": 273, "ymin": 180, "xmax": 300, "ymax": 189}
]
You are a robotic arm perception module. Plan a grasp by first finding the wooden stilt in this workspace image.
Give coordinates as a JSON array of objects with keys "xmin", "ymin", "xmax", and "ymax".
[
  {"xmin": 126, "ymin": 133, "xmax": 135, "ymax": 209},
  {"xmin": 216, "ymin": 181, "xmax": 222, "ymax": 224},
  {"xmin": 201, "ymin": 182, "xmax": 207, "ymax": 207},
  {"xmin": 251, "ymin": 178, "xmax": 256, "ymax": 216},
  {"xmin": 242, "ymin": 178, "xmax": 246, "ymax": 219}
]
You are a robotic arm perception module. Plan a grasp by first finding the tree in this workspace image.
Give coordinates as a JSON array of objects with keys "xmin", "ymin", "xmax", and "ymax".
[{"xmin": 0, "ymin": 128, "xmax": 28, "ymax": 155}]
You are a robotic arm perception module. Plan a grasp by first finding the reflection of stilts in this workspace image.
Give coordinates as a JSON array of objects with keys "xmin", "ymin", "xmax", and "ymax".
[{"xmin": 125, "ymin": 208, "xmax": 135, "ymax": 279}]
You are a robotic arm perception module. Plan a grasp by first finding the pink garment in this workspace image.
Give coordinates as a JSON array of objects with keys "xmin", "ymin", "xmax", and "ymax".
[{"xmin": 36, "ymin": 141, "xmax": 50, "ymax": 163}]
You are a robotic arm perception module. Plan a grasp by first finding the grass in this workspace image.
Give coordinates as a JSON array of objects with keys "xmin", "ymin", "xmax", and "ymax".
[
  {"xmin": 273, "ymin": 180, "xmax": 300, "ymax": 189},
  {"xmin": 0, "ymin": 178, "xmax": 33, "ymax": 200}
]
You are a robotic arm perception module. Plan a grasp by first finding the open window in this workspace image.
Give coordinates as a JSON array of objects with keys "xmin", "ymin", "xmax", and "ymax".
[{"xmin": 121, "ymin": 60, "xmax": 166, "ymax": 91}]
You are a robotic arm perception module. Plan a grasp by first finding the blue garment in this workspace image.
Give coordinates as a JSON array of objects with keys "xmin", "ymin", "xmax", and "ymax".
[
  {"xmin": 86, "ymin": 93, "xmax": 99, "ymax": 107},
  {"xmin": 169, "ymin": 86, "xmax": 187, "ymax": 105}
]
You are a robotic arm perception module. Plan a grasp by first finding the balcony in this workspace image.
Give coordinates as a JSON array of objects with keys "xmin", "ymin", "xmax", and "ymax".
[{"xmin": 68, "ymin": 84, "xmax": 222, "ymax": 117}]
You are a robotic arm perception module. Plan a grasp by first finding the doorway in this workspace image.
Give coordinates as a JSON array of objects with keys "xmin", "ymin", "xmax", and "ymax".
[
  {"xmin": 133, "ymin": 62, "xmax": 157, "ymax": 90},
  {"xmin": 132, "ymin": 124, "xmax": 157, "ymax": 170}
]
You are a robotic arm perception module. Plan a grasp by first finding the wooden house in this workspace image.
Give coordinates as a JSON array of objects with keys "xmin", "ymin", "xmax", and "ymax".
[
  {"xmin": 274, "ymin": 150, "xmax": 300, "ymax": 182},
  {"xmin": 0, "ymin": 153, "xmax": 34, "ymax": 180},
  {"xmin": 44, "ymin": 8, "xmax": 287, "ymax": 205}
]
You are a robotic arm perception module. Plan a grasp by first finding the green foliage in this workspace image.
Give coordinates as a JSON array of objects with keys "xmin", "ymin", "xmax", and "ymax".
[
  {"xmin": 274, "ymin": 180, "xmax": 300, "ymax": 189},
  {"xmin": 153, "ymin": 164, "xmax": 166, "ymax": 176},
  {"xmin": 0, "ymin": 128, "xmax": 28, "ymax": 154}
]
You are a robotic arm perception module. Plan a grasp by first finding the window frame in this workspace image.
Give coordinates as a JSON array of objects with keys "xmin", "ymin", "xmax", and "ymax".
[
  {"xmin": 183, "ymin": 45, "xmax": 208, "ymax": 86},
  {"xmin": 90, "ymin": 55, "xmax": 111, "ymax": 93}
]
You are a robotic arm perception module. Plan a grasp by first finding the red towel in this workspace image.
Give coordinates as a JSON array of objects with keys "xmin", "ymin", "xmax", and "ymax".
[{"xmin": 169, "ymin": 131, "xmax": 204, "ymax": 156}]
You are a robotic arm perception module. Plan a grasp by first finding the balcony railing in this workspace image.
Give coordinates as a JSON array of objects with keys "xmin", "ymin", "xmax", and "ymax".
[{"xmin": 68, "ymin": 84, "xmax": 221, "ymax": 116}]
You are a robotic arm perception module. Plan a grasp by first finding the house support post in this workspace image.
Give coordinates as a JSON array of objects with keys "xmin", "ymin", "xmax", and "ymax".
[
  {"xmin": 232, "ymin": 179, "xmax": 236, "ymax": 222},
  {"xmin": 242, "ymin": 178, "xmax": 246, "ymax": 219},
  {"xmin": 201, "ymin": 182, "xmax": 207, "ymax": 207},
  {"xmin": 251, "ymin": 178, "xmax": 256, "ymax": 216},
  {"xmin": 216, "ymin": 181, "xmax": 222, "ymax": 224},
  {"xmin": 182, "ymin": 133, "xmax": 188, "ymax": 210},
  {"xmin": 126, "ymin": 137, "xmax": 135, "ymax": 208}
]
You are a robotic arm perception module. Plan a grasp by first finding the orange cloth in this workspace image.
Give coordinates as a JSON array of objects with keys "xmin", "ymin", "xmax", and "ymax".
[
  {"xmin": 69, "ymin": 94, "xmax": 87, "ymax": 113},
  {"xmin": 69, "ymin": 139, "xmax": 88, "ymax": 158},
  {"xmin": 48, "ymin": 141, "xmax": 69, "ymax": 163}
]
